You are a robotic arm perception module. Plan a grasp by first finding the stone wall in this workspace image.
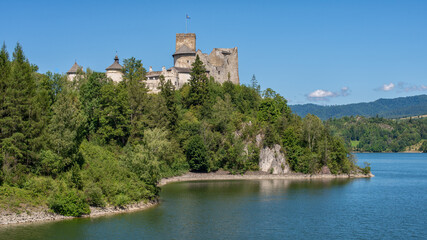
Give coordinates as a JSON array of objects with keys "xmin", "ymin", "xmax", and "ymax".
[
  {"xmin": 106, "ymin": 70, "xmax": 123, "ymax": 83},
  {"xmin": 196, "ymin": 47, "xmax": 239, "ymax": 84},
  {"xmin": 174, "ymin": 55, "xmax": 195, "ymax": 69},
  {"xmin": 176, "ymin": 33, "xmax": 196, "ymax": 51}
]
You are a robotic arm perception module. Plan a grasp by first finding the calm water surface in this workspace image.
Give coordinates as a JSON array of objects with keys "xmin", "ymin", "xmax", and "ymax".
[{"xmin": 1, "ymin": 153, "xmax": 426, "ymax": 239}]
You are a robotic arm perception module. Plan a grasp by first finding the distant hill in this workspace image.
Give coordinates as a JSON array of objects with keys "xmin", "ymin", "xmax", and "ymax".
[{"xmin": 290, "ymin": 95, "xmax": 427, "ymax": 120}]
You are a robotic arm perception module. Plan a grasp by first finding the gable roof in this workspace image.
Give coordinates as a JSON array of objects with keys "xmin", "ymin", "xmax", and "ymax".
[{"xmin": 106, "ymin": 55, "xmax": 123, "ymax": 71}]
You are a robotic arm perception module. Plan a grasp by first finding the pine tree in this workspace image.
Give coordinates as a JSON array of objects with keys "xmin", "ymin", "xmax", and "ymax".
[
  {"xmin": 250, "ymin": 74, "xmax": 260, "ymax": 94},
  {"xmin": 0, "ymin": 43, "xmax": 10, "ymax": 184},
  {"xmin": 0, "ymin": 42, "xmax": 10, "ymax": 140},
  {"xmin": 1, "ymin": 43, "xmax": 38, "ymax": 167},
  {"xmin": 188, "ymin": 55, "xmax": 208, "ymax": 107},
  {"xmin": 123, "ymin": 57, "xmax": 148, "ymax": 143},
  {"xmin": 159, "ymin": 75, "xmax": 178, "ymax": 131}
]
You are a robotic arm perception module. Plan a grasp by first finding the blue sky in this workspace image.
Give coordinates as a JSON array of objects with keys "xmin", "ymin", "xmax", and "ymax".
[{"xmin": 2, "ymin": 0, "xmax": 426, "ymax": 105}]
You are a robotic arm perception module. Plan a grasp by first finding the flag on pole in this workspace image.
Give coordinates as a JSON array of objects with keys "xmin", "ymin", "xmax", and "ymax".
[{"xmin": 186, "ymin": 14, "xmax": 191, "ymax": 19}]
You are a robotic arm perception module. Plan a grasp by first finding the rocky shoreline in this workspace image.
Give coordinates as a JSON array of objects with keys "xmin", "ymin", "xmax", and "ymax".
[
  {"xmin": 0, "ymin": 201, "xmax": 158, "ymax": 226},
  {"xmin": 0, "ymin": 170, "xmax": 373, "ymax": 226}
]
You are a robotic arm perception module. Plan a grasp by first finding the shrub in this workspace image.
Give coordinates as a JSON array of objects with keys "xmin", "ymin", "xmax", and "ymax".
[
  {"xmin": 362, "ymin": 162, "xmax": 371, "ymax": 175},
  {"xmin": 84, "ymin": 184, "xmax": 105, "ymax": 207},
  {"xmin": 113, "ymin": 194, "xmax": 131, "ymax": 207},
  {"xmin": 49, "ymin": 189, "xmax": 90, "ymax": 217},
  {"xmin": 419, "ymin": 141, "xmax": 427, "ymax": 153},
  {"xmin": 186, "ymin": 136, "xmax": 209, "ymax": 172}
]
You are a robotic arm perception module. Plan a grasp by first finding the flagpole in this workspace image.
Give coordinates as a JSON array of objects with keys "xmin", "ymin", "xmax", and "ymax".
[{"xmin": 185, "ymin": 14, "xmax": 187, "ymax": 33}]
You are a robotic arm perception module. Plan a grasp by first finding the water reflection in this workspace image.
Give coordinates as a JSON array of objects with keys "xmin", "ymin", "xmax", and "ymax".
[
  {"xmin": 163, "ymin": 178, "xmax": 354, "ymax": 197},
  {"xmin": 0, "ymin": 178, "xmax": 358, "ymax": 240}
]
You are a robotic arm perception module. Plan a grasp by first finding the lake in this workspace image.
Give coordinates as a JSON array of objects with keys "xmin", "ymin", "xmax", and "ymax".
[{"xmin": 1, "ymin": 153, "xmax": 426, "ymax": 240}]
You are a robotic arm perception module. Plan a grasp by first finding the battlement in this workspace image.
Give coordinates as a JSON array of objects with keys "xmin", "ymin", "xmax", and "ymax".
[{"xmin": 176, "ymin": 33, "xmax": 196, "ymax": 52}]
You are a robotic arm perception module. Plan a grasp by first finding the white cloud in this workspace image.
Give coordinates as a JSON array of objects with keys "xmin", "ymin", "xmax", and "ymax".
[
  {"xmin": 341, "ymin": 87, "xmax": 349, "ymax": 96},
  {"xmin": 306, "ymin": 87, "xmax": 350, "ymax": 101},
  {"xmin": 397, "ymin": 82, "xmax": 427, "ymax": 92},
  {"xmin": 381, "ymin": 83, "xmax": 395, "ymax": 91},
  {"xmin": 308, "ymin": 89, "xmax": 335, "ymax": 98}
]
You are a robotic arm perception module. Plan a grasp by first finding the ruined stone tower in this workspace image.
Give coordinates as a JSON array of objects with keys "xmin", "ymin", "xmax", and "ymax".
[
  {"xmin": 173, "ymin": 33, "xmax": 196, "ymax": 69},
  {"xmin": 171, "ymin": 33, "xmax": 239, "ymax": 85}
]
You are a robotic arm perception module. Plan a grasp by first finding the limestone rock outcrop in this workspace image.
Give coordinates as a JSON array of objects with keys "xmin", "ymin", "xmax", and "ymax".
[{"xmin": 259, "ymin": 144, "xmax": 291, "ymax": 174}]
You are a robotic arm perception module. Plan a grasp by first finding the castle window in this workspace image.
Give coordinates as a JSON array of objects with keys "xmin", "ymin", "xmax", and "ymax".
[
  {"xmin": 187, "ymin": 60, "xmax": 189, "ymax": 63},
  {"xmin": 218, "ymin": 71, "xmax": 220, "ymax": 75}
]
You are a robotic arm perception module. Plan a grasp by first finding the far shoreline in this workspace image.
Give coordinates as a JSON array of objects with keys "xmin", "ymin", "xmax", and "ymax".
[{"xmin": 0, "ymin": 170, "xmax": 373, "ymax": 226}]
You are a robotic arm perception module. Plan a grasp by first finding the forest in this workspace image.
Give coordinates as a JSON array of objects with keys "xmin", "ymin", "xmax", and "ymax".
[
  {"xmin": 0, "ymin": 43, "xmax": 365, "ymax": 217},
  {"xmin": 291, "ymin": 95, "xmax": 427, "ymax": 120},
  {"xmin": 327, "ymin": 116, "xmax": 427, "ymax": 152}
]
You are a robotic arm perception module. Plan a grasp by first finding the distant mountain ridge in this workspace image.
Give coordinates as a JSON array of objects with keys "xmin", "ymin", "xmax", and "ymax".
[{"xmin": 290, "ymin": 95, "xmax": 427, "ymax": 120}]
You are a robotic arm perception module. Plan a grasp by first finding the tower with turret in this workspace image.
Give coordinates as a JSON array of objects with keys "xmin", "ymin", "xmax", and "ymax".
[
  {"xmin": 106, "ymin": 55, "xmax": 123, "ymax": 82},
  {"xmin": 67, "ymin": 62, "xmax": 82, "ymax": 81}
]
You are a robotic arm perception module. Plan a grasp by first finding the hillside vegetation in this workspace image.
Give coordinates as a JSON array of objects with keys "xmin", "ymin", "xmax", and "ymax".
[
  {"xmin": 291, "ymin": 95, "xmax": 427, "ymax": 120},
  {"xmin": 327, "ymin": 116, "xmax": 427, "ymax": 152},
  {"xmin": 0, "ymin": 43, "xmax": 365, "ymax": 216}
]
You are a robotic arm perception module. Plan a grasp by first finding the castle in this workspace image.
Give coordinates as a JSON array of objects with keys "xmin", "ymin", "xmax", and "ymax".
[{"xmin": 67, "ymin": 33, "xmax": 239, "ymax": 92}]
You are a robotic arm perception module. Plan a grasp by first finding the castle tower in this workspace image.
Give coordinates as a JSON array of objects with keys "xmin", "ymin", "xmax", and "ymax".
[
  {"xmin": 106, "ymin": 55, "xmax": 124, "ymax": 82},
  {"xmin": 67, "ymin": 62, "xmax": 82, "ymax": 81},
  {"xmin": 173, "ymin": 33, "xmax": 196, "ymax": 68}
]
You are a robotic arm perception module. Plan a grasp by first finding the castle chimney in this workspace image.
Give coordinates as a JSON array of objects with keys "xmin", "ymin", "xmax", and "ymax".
[
  {"xmin": 149, "ymin": 66, "xmax": 153, "ymax": 72},
  {"xmin": 162, "ymin": 66, "xmax": 166, "ymax": 72}
]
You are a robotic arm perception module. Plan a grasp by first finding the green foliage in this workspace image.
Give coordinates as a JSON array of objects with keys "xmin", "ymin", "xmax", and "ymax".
[
  {"xmin": 0, "ymin": 43, "xmax": 362, "ymax": 215},
  {"xmin": 79, "ymin": 141, "xmax": 156, "ymax": 204},
  {"xmin": 40, "ymin": 150, "xmax": 63, "ymax": 177},
  {"xmin": 257, "ymin": 88, "xmax": 290, "ymax": 123},
  {"xmin": 0, "ymin": 184, "xmax": 46, "ymax": 212},
  {"xmin": 71, "ymin": 164, "xmax": 83, "ymax": 190},
  {"xmin": 84, "ymin": 183, "xmax": 105, "ymax": 207},
  {"xmin": 48, "ymin": 189, "xmax": 90, "ymax": 217},
  {"xmin": 159, "ymin": 76, "xmax": 179, "ymax": 131},
  {"xmin": 362, "ymin": 162, "xmax": 371, "ymax": 175},
  {"xmin": 187, "ymin": 55, "xmax": 209, "ymax": 107},
  {"xmin": 123, "ymin": 57, "xmax": 148, "ymax": 143},
  {"xmin": 291, "ymin": 95, "xmax": 427, "ymax": 120},
  {"xmin": 419, "ymin": 141, "xmax": 427, "ymax": 153},
  {"xmin": 0, "ymin": 43, "xmax": 45, "ymax": 169},
  {"xmin": 186, "ymin": 136, "xmax": 209, "ymax": 172},
  {"xmin": 327, "ymin": 116, "xmax": 427, "ymax": 152},
  {"xmin": 97, "ymin": 81, "xmax": 130, "ymax": 145},
  {"xmin": 45, "ymin": 83, "xmax": 84, "ymax": 173}
]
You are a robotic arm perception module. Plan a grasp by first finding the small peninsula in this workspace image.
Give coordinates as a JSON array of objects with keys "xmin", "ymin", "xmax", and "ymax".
[{"xmin": 0, "ymin": 36, "xmax": 371, "ymax": 225}]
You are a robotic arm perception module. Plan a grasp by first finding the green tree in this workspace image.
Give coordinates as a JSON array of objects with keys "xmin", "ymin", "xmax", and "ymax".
[
  {"xmin": 419, "ymin": 141, "xmax": 427, "ymax": 153},
  {"xmin": 0, "ymin": 43, "xmax": 40, "ymax": 168},
  {"xmin": 188, "ymin": 55, "xmax": 208, "ymax": 107},
  {"xmin": 186, "ymin": 135, "xmax": 209, "ymax": 172},
  {"xmin": 42, "ymin": 84, "xmax": 84, "ymax": 176},
  {"xmin": 257, "ymin": 88, "xmax": 290, "ymax": 124},
  {"xmin": 159, "ymin": 76, "xmax": 178, "ymax": 131},
  {"xmin": 97, "ymin": 81, "xmax": 130, "ymax": 145},
  {"xmin": 79, "ymin": 71, "xmax": 106, "ymax": 139},
  {"xmin": 250, "ymin": 74, "xmax": 260, "ymax": 94},
  {"xmin": 123, "ymin": 57, "xmax": 148, "ymax": 143}
]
